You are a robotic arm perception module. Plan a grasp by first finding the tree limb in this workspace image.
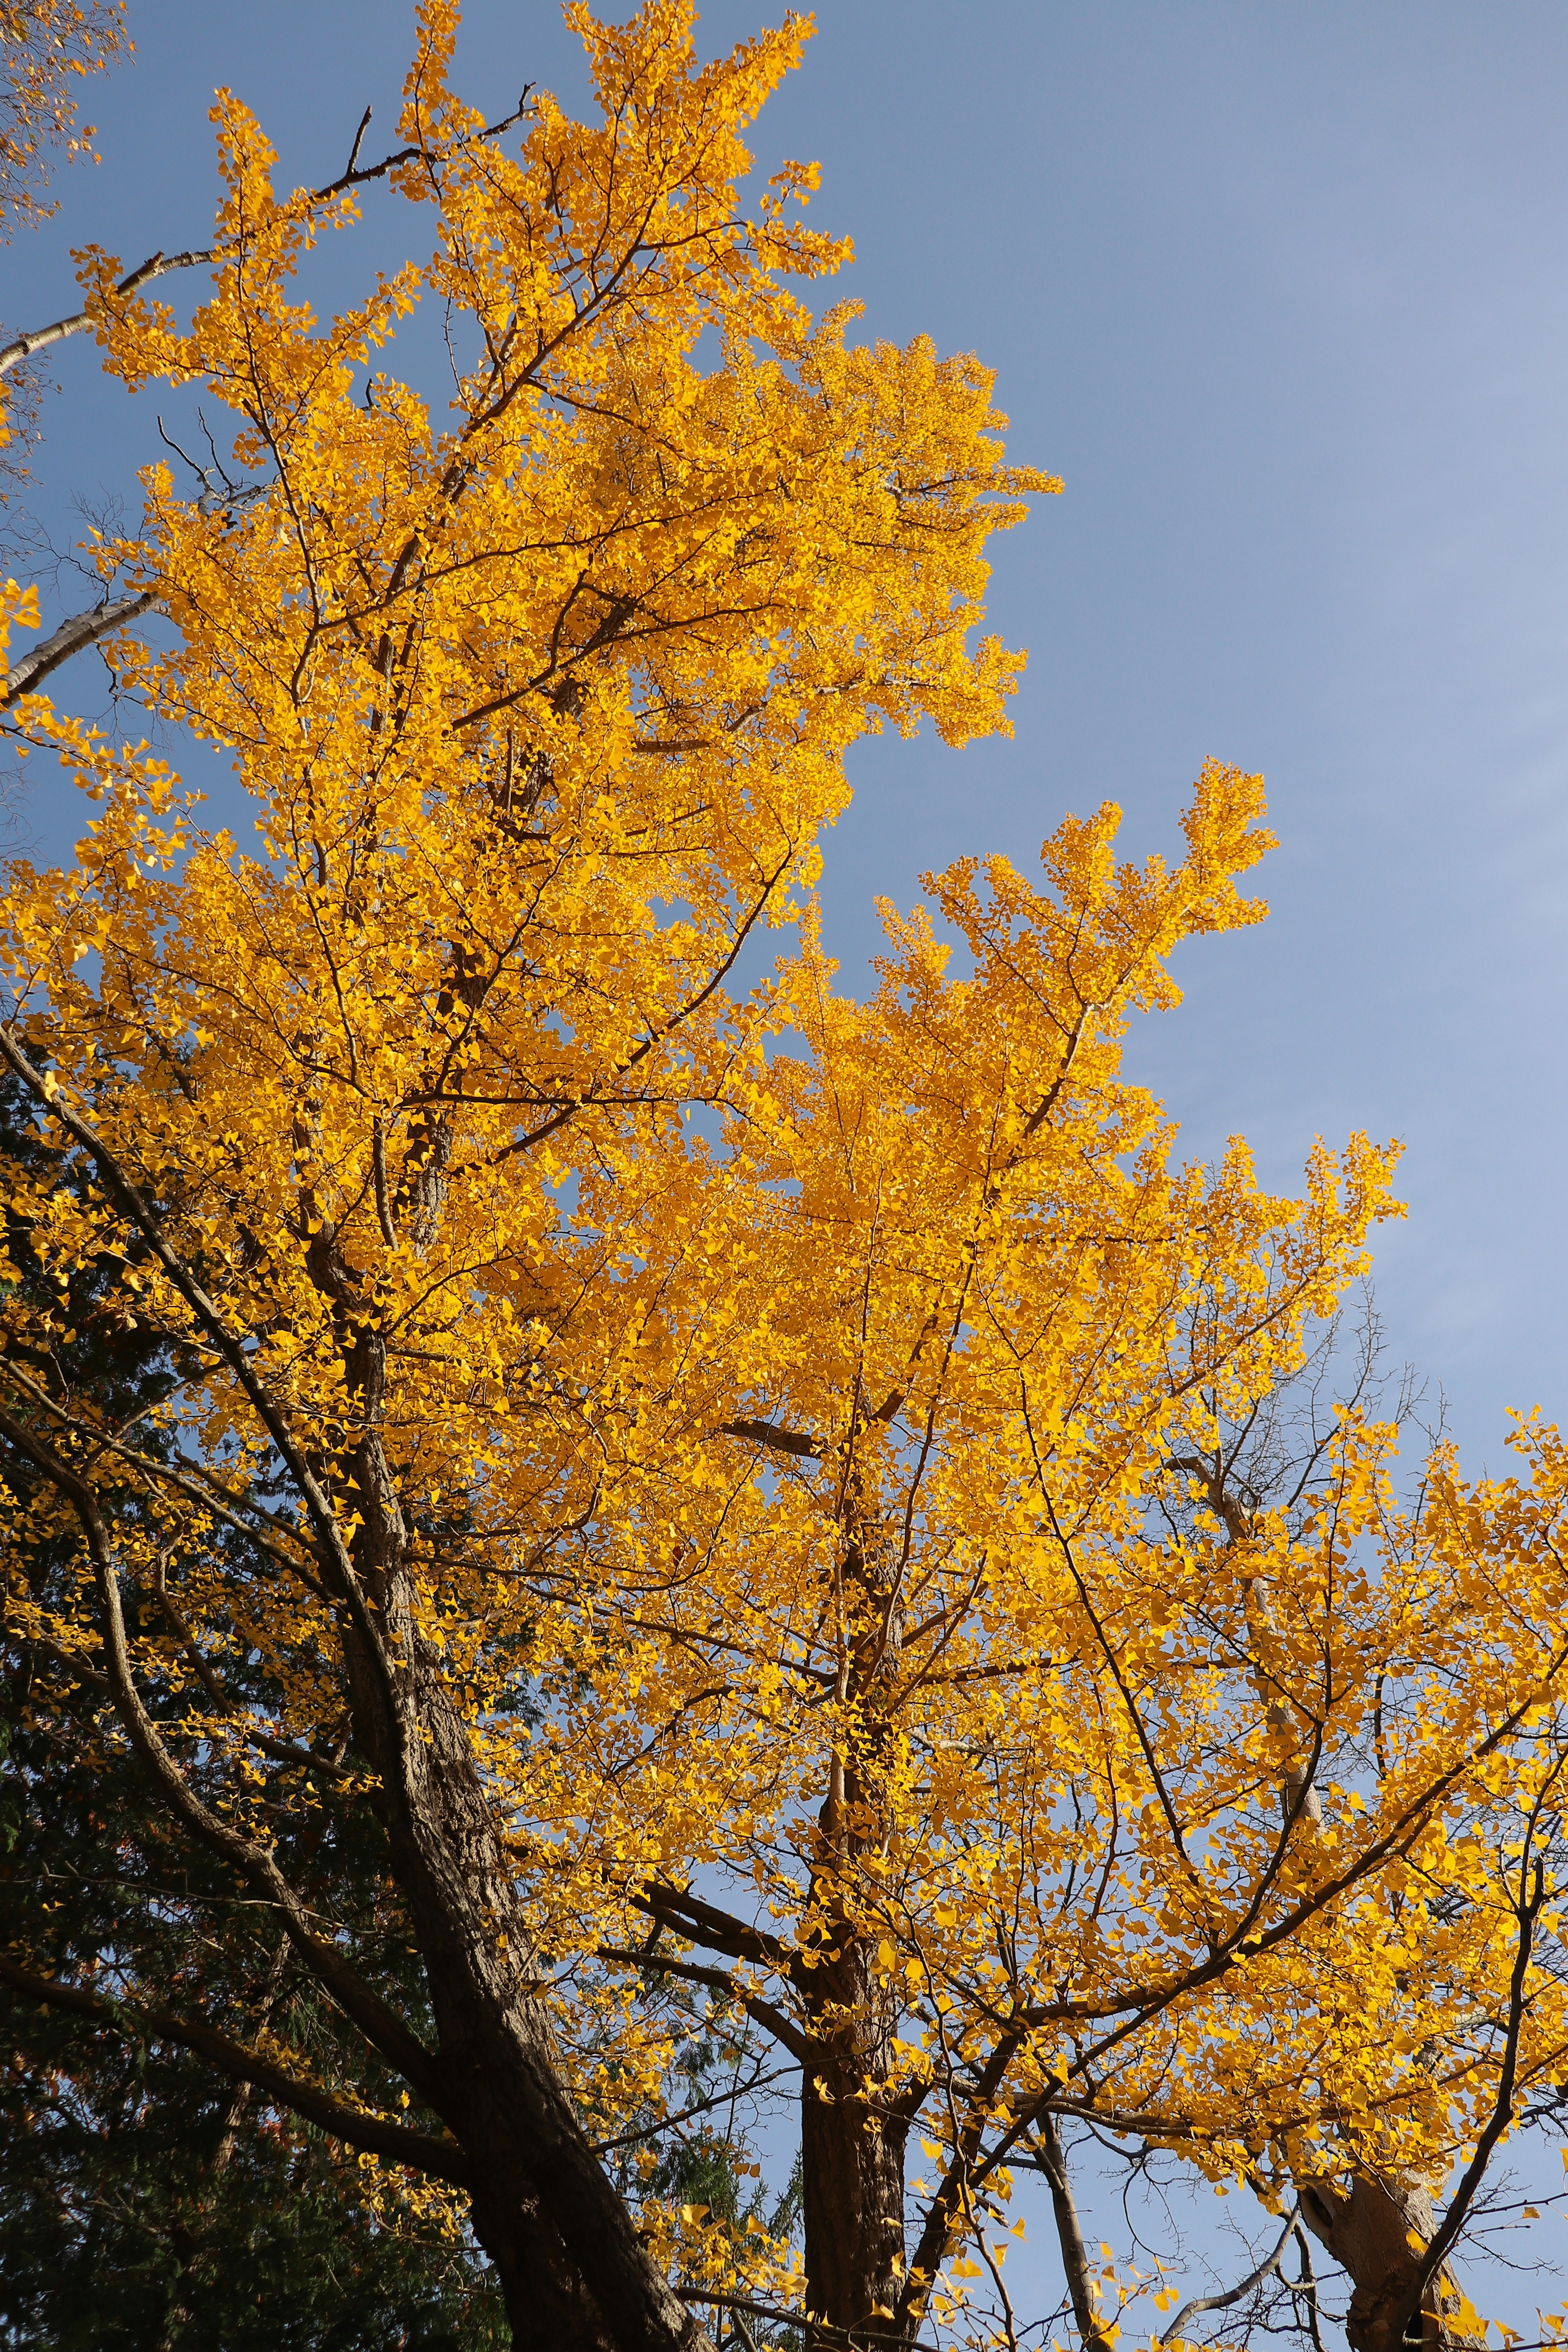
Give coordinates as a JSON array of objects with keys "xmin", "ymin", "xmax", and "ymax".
[
  {"xmin": 0, "ymin": 589, "xmax": 159, "ymax": 708},
  {"xmin": 1035, "ymin": 2109, "xmax": 1119, "ymax": 2352},
  {"xmin": 720, "ymin": 1416, "xmax": 820, "ymax": 1459},
  {"xmin": 634, "ymin": 1881, "xmax": 788, "ymax": 1968},
  {"xmin": 1162, "ymin": 2201, "xmax": 1302, "ymax": 2346},
  {"xmin": 0, "ymin": 95, "xmax": 535, "ymax": 383},
  {"xmin": 0, "ymin": 1954, "xmax": 471, "ymax": 2186},
  {"xmin": 0, "ymin": 254, "xmax": 215, "ymax": 381},
  {"xmin": 597, "ymin": 1946, "xmax": 811, "ymax": 2068},
  {"xmin": 1391, "ymin": 1854, "xmax": 1546, "ymax": 2345}
]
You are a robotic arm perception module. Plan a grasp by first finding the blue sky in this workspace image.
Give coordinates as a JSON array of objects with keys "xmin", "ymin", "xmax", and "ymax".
[{"xmin": 7, "ymin": 4, "xmax": 1568, "ymax": 2325}]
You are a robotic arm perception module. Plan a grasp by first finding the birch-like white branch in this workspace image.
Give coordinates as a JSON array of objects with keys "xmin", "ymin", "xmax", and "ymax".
[{"xmin": 0, "ymin": 588, "xmax": 158, "ymax": 708}]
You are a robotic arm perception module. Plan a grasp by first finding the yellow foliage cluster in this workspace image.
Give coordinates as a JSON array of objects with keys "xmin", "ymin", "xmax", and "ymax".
[{"xmin": 0, "ymin": 0, "xmax": 124, "ymax": 234}]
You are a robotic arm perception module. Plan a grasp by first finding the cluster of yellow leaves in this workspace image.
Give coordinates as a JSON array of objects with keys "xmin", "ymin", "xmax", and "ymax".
[
  {"xmin": 538, "ymin": 763, "xmax": 1568, "ymax": 2326},
  {"xmin": 0, "ymin": 0, "xmax": 124, "ymax": 235},
  {"xmin": 2, "ymin": 2, "xmax": 1566, "ymax": 2336}
]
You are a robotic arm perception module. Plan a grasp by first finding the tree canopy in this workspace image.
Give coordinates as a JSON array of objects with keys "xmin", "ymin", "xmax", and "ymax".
[{"xmin": 2, "ymin": 7, "xmax": 1568, "ymax": 2352}]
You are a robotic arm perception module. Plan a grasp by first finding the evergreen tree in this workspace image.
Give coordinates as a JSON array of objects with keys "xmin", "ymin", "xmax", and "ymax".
[{"xmin": 0, "ymin": 1068, "xmax": 506, "ymax": 2348}]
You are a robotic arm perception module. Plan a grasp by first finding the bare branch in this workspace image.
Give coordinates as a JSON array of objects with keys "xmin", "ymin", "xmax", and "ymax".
[
  {"xmin": 1162, "ymin": 2201, "xmax": 1302, "ymax": 2345},
  {"xmin": 345, "ymin": 104, "xmax": 373, "ymax": 179}
]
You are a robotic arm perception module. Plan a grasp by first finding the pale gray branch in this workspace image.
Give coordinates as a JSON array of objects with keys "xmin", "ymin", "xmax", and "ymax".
[
  {"xmin": 0, "ymin": 249, "xmax": 217, "ymax": 381},
  {"xmin": 1, "ymin": 590, "xmax": 158, "ymax": 708}
]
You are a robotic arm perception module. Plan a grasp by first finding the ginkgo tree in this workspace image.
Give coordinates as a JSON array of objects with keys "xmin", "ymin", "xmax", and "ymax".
[
  {"xmin": 2, "ymin": 5, "xmax": 1568, "ymax": 2352},
  {"xmin": 560, "ymin": 767, "xmax": 1568, "ymax": 2350}
]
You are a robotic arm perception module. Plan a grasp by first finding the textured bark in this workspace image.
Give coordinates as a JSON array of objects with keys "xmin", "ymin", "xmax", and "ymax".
[
  {"xmin": 800, "ymin": 1920, "xmax": 909, "ymax": 2334},
  {"xmin": 336, "ymin": 1321, "xmax": 710, "ymax": 2352},
  {"xmin": 1298, "ymin": 2173, "xmax": 1456, "ymax": 2352},
  {"xmin": 800, "ymin": 1471, "xmax": 911, "ymax": 2337},
  {"xmin": 0, "ymin": 589, "xmax": 159, "ymax": 707}
]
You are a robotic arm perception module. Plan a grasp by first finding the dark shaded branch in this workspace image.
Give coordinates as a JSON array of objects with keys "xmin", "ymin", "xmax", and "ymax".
[
  {"xmin": 597, "ymin": 1946, "xmax": 811, "ymax": 2068},
  {"xmin": 0, "ymin": 1025, "xmax": 410, "ymax": 1786},
  {"xmin": 344, "ymin": 104, "xmax": 374, "ymax": 179},
  {"xmin": 1162, "ymin": 2201, "xmax": 1301, "ymax": 2345},
  {"xmin": 0, "ymin": 1956, "xmax": 470, "ymax": 2187},
  {"xmin": 721, "ymin": 1416, "xmax": 821, "ymax": 1459},
  {"xmin": 588, "ymin": 2062, "xmax": 794, "ymax": 2156},
  {"xmin": 0, "ymin": 1351, "xmax": 325, "ymax": 1598},
  {"xmin": 634, "ymin": 1881, "xmax": 787, "ymax": 1966},
  {"xmin": 678, "ymin": 2290, "xmax": 941, "ymax": 2351}
]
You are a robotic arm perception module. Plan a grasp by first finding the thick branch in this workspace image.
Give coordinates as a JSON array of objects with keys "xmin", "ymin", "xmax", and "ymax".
[
  {"xmin": 0, "ymin": 253, "xmax": 215, "ymax": 380},
  {"xmin": 0, "ymin": 589, "xmax": 160, "ymax": 708},
  {"xmin": 679, "ymin": 2290, "xmax": 940, "ymax": 2351},
  {"xmin": 720, "ymin": 1416, "xmax": 821, "ymax": 1459},
  {"xmin": 1035, "ymin": 2110, "xmax": 1118, "ymax": 2352},
  {"xmin": 635, "ymin": 1882, "xmax": 787, "ymax": 1968},
  {"xmin": 0, "ymin": 1955, "xmax": 470, "ymax": 2185},
  {"xmin": 598, "ymin": 1946, "xmax": 811, "ymax": 2067}
]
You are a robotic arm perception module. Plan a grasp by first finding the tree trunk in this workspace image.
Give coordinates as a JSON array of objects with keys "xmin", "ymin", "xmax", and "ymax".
[
  {"xmin": 795, "ymin": 1474, "xmax": 913, "ymax": 2337},
  {"xmin": 345, "ymin": 1610, "xmax": 710, "ymax": 2350},
  {"xmin": 334, "ymin": 1325, "xmax": 710, "ymax": 2352},
  {"xmin": 799, "ymin": 1740, "xmax": 910, "ymax": 2339},
  {"xmin": 800, "ymin": 1927, "xmax": 910, "ymax": 2336},
  {"xmin": 1298, "ymin": 2173, "xmax": 1457, "ymax": 2352}
]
